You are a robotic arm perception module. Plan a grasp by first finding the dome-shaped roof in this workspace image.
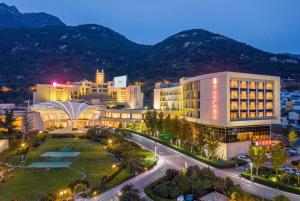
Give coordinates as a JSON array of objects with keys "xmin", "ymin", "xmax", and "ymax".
[{"xmin": 32, "ymin": 101, "xmax": 97, "ymax": 120}]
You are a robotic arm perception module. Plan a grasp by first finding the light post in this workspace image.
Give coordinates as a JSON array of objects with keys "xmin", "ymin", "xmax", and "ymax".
[
  {"xmin": 185, "ymin": 161, "xmax": 188, "ymax": 169},
  {"xmin": 249, "ymin": 162, "xmax": 254, "ymax": 181},
  {"xmin": 154, "ymin": 146, "xmax": 157, "ymax": 157}
]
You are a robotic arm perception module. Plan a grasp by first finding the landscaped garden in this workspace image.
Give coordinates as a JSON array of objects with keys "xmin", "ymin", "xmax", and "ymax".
[
  {"xmin": 144, "ymin": 165, "xmax": 283, "ymax": 201},
  {"xmin": 0, "ymin": 129, "xmax": 157, "ymax": 201},
  {"xmin": 240, "ymin": 142, "xmax": 300, "ymax": 195}
]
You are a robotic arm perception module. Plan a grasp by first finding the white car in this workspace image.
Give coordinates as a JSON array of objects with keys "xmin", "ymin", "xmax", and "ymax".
[{"xmin": 237, "ymin": 155, "xmax": 251, "ymax": 163}]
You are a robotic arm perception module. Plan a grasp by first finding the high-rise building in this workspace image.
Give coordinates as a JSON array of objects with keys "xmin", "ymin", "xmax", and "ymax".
[
  {"xmin": 96, "ymin": 69, "xmax": 105, "ymax": 84},
  {"xmin": 154, "ymin": 72, "xmax": 280, "ymax": 160}
]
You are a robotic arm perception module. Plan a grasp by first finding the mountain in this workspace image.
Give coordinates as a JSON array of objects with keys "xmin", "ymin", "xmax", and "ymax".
[
  {"xmin": 0, "ymin": 4, "xmax": 300, "ymax": 104},
  {"xmin": 0, "ymin": 3, "xmax": 65, "ymax": 27},
  {"xmin": 285, "ymin": 53, "xmax": 300, "ymax": 60}
]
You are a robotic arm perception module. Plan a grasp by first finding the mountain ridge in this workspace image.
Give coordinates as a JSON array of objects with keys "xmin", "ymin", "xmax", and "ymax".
[
  {"xmin": 0, "ymin": 4, "xmax": 300, "ymax": 104},
  {"xmin": 0, "ymin": 3, "xmax": 65, "ymax": 28}
]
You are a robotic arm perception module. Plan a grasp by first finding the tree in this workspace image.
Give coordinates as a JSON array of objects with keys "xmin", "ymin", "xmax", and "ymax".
[
  {"xmin": 157, "ymin": 112, "xmax": 164, "ymax": 134},
  {"xmin": 119, "ymin": 184, "xmax": 145, "ymax": 201},
  {"xmin": 163, "ymin": 114, "xmax": 172, "ymax": 134},
  {"xmin": 0, "ymin": 109, "xmax": 17, "ymax": 135},
  {"xmin": 270, "ymin": 144, "xmax": 288, "ymax": 177},
  {"xmin": 248, "ymin": 145, "xmax": 267, "ymax": 175},
  {"xmin": 288, "ymin": 129, "xmax": 298, "ymax": 145},
  {"xmin": 143, "ymin": 110, "xmax": 158, "ymax": 136},
  {"xmin": 194, "ymin": 129, "xmax": 206, "ymax": 156},
  {"xmin": 205, "ymin": 128, "xmax": 220, "ymax": 159},
  {"xmin": 273, "ymin": 194, "xmax": 291, "ymax": 201}
]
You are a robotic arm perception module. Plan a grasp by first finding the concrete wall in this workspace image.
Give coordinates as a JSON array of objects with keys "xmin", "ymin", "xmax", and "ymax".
[
  {"xmin": 216, "ymin": 140, "xmax": 251, "ymax": 160},
  {"xmin": 0, "ymin": 139, "xmax": 9, "ymax": 153}
]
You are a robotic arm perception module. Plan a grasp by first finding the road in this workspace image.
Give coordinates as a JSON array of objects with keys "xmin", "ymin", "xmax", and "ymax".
[{"xmin": 79, "ymin": 133, "xmax": 300, "ymax": 201}]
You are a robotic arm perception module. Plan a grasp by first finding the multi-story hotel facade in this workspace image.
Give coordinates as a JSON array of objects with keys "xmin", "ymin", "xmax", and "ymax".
[
  {"xmin": 154, "ymin": 72, "xmax": 280, "ymax": 160},
  {"xmin": 33, "ymin": 70, "xmax": 144, "ymax": 109}
]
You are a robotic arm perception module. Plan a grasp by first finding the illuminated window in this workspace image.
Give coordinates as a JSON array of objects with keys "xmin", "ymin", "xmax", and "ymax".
[
  {"xmin": 241, "ymin": 112, "xmax": 247, "ymax": 118},
  {"xmin": 258, "ymin": 102, "xmax": 264, "ymax": 110},
  {"xmin": 266, "ymin": 82, "xmax": 273, "ymax": 90},
  {"xmin": 249, "ymin": 91, "xmax": 256, "ymax": 99},
  {"xmin": 249, "ymin": 101, "xmax": 256, "ymax": 110},
  {"xmin": 230, "ymin": 80, "xmax": 239, "ymax": 88},
  {"xmin": 258, "ymin": 82, "xmax": 264, "ymax": 89},
  {"xmin": 231, "ymin": 101, "xmax": 238, "ymax": 110},
  {"xmin": 231, "ymin": 90, "xmax": 238, "ymax": 99},
  {"xmin": 266, "ymin": 102, "xmax": 273, "ymax": 109},
  {"xmin": 249, "ymin": 81, "xmax": 256, "ymax": 89},
  {"xmin": 230, "ymin": 112, "xmax": 238, "ymax": 119},
  {"xmin": 240, "ymin": 81, "xmax": 247, "ymax": 88},
  {"xmin": 258, "ymin": 112, "xmax": 264, "ymax": 117},
  {"xmin": 266, "ymin": 112, "xmax": 273, "ymax": 117},
  {"xmin": 240, "ymin": 101, "xmax": 247, "ymax": 110},
  {"xmin": 249, "ymin": 112, "xmax": 256, "ymax": 118},
  {"xmin": 258, "ymin": 92, "xmax": 264, "ymax": 99},
  {"xmin": 237, "ymin": 132, "xmax": 252, "ymax": 141},
  {"xmin": 266, "ymin": 92, "xmax": 273, "ymax": 100},
  {"xmin": 240, "ymin": 90, "xmax": 247, "ymax": 99}
]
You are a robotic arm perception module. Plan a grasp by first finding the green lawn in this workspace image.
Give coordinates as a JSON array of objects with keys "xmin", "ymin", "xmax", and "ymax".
[{"xmin": 0, "ymin": 138, "xmax": 116, "ymax": 201}]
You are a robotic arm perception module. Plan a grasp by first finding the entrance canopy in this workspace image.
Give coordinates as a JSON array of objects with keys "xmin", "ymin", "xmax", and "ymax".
[
  {"xmin": 31, "ymin": 101, "xmax": 102, "ymax": 129},
  {"xmin": 32, "ymin": 101, "xmax": 98, "ymax": 120}
]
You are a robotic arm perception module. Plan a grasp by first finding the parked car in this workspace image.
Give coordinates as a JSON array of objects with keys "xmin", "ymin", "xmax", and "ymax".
[
  {"xmin": 237, "ymin": 155, "xmax": 251, "ymax": 163},
  {"xmin": 291, "ymin": 160, "xmax": 300, "ymax": 166},
  {"xmin": 284, "ymin": 148, "xmax": 298, "ymax": 156},
  {"xmin": 282, "ymin": 166, "xmax": 298, "ymax": 174},
  {"xmin": 281, "ymin": 167, "xmax": 294, "ymax": 174}
]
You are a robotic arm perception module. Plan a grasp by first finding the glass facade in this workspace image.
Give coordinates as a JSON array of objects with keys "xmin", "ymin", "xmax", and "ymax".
[
  {"xmin": 196, "ymin": 124, "xmax": 270, "ymax": 143},
  {"xmin": 230, "ymin": 79, "xmax": 274, "ymax": 121}
]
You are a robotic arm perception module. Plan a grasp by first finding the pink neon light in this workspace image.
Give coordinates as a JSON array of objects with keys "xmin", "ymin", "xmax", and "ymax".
[
  {"xmin": 212, "ymin": 77, "xmax": 218, "ymax": 120},
  {"xmin": 52, "ymin": 81, "xmax": 58, "ymax": 87}
]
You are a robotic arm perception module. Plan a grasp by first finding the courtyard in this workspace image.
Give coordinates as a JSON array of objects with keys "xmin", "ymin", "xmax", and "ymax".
[{"xmin": 0, "ymin": 137, "xmax": 116, "ymax": 201}]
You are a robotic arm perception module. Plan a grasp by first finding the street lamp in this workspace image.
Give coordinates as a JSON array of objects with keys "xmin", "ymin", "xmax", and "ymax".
[
  {"xmin": 112, "ymin": 164, "xmax": 117, "ymax": 169},
  {"xmin": 154, "ymin": 146, "xmax": 157, "ymax": 157},
  {"xmin": 249, "ymin": 162, "xmax": 253, "ymax": 175},
  {"xmin": 108, "ymin": 139, "xmax": 113, "ymax": 144},
  {"xmin": 20, "ymin": 143, "xmax": 26, "ymax": 148}
]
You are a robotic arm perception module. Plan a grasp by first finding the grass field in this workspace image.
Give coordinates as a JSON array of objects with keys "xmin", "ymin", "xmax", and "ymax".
[{"xmin": 0, "ymin": 138, "xmax": 116, "ymax": 201}]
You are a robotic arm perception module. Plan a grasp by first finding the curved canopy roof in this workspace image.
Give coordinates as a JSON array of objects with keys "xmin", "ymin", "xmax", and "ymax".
[{"xmin": 32, "ymin": 101, "xmax": 99, "ymax": 120}]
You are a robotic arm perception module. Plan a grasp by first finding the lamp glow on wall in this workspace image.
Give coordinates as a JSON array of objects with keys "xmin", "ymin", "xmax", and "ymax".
[{"xmin": 212, "ymin": 78, "xmax": 218, "ymax": 120}]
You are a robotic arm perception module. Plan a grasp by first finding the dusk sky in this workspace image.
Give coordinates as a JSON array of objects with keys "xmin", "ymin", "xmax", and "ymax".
[{"xmin": 3, "ymin": 0, "xmax": 300, "ymax": 54}]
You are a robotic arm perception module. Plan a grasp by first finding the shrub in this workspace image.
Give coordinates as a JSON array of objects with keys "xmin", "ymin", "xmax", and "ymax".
[
  {"xmin": 165, "ymin": 169, "xmax": 179, "ymax": 180},
  {"xmin": 273, "ymin": 194, "xmax": 291, "ymax": 201}
]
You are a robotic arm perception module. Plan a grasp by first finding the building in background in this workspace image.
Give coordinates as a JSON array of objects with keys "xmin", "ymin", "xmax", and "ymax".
[
  {"xmin": 154, "ymin": 72, "xmax": 281, "ymax": 160},
  {"xmin": 96, "ymin": 69, "xmax": 105, "ymax": 84},
  {"xmin": 33, "ymin": 70, "xmax": 144, "ymax": 109}
]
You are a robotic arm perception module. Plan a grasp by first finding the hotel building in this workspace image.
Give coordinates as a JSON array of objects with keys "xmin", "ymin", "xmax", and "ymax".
[
  {"xmin": 154, "ymin": 72, "xmax": 280, "ymax": 160},
  {"xmin": 33, "ymin": 70, "xmax": 143, "ymax": 109}
]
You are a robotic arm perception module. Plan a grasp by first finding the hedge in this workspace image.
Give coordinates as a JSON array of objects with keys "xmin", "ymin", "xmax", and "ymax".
[
  {"xmin": 144, "ymin": 177, "xmax": 176, "ymax": 201},
  {"xmin": 241, "ymin": 172, "xmax": 300, "ymax": 195},
  {"xmin": 119, "ymin": 128, "xmax": 246, "ymax": 169}
]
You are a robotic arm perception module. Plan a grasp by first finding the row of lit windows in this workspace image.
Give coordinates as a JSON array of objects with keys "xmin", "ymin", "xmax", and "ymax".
[
  {"xmin": 230, "ymin": 90, "xmax": 273, "ymax": 100},
  {"xmin": 230, "ymin": 80, "xmax": 273, "ymax": 90},
  {"xmin": 183, "ymin": 91, "xmax": 200, "ymax": 99},
  {"xmin": 161, "ymin": 90, "xmax": 181, "ymax": 96},
  {"xmin": 230, "ymin": 111, "xmax": 273, "ymax": 119},
  {"xmin": 183, "ymin": 81, "xmax": 200, "ymax": 91},
  {"xmin": 231, "ymin": 101, "xmax": 273, "ymax": 110}
]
